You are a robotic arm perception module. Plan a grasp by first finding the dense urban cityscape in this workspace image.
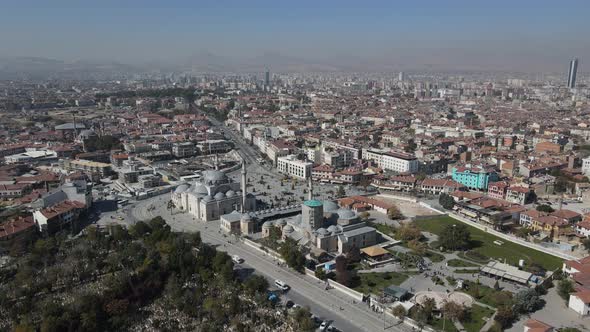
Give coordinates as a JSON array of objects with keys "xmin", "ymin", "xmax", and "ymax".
[{"xmin": 1, "ymin": 2, "xmax": 590, "ymax": 332}]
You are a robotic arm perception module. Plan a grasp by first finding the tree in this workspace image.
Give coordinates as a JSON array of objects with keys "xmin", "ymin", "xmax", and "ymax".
[
  {"xmin": 392, "ymin": 305, "xmax": 407, "ymax": 321},
  {"xmin": 244, "ymin": 275, "xmax": 269, "ymax": 296},
  {"xmin": 420, "ymin": 297, "xmax": 436, "ymax": 322},
  {"xmin": 512, "ymin": 288, "xmax": 545, "ymax": 314},
  {"xmin": 582, "ymin": 238, "xmax": 590, "ymax": 251},
  {"xmin": 387, "ymin": 206, "xmax": 403, "ymax": 220},
  {"xmin": 345, "ymin": 244, "xmax": 361, "ymax": 263},
  {"xmin": 408, "ymin": 239, "xmax": 427, "ymax": 256},
  {"xmin": 335, "ymin": 255, "xmax": 349, "ymax": 286},
  {"xmin": 557, "ymin": 279, "xmax": 575, "ymax": 301},
  {"xmin": 439, "ymin": 193, "xmax": 455, "ymax": 210},
  {"xmin": 292, "ymin": 307, "xmax": 316, "ymax": 332},
  {"xmin": 536, "ymin": 204, "xmax": 555, "ymax": 213},
  {"xmin": 442, "ymin": 300, "xmax": 466, "ymax": 321},
  {"xmin": 279, "ymin": 238, "xmax": 306, "ymax": 272},
  {"xmin": 515, "ymin": 227, "xmax": 533, "ymax": 239},
  {"xmin": 315, "ymin": 267, "xmax": 327, "ymax": 280},
  {"xmin": 336, "ymin": 185, "xmax": 346, "ymax": 198},
  {"xmin": 359, "ymin": 177, "xmax": 372, "ymax": 191},
  {"xmin": 397, "ymin": 223, "xmax": 422, "ymax": 241},
  {"xmin": 438, "ymin": 223, "xmax": 471, "ymax": 251},
  {"xmin": 494, "ymin": 305, "xmax": 515, "ymax": 328},
  {"xmin": 359, "ymin": 211, "xmax": 370, "ymax": 220}
]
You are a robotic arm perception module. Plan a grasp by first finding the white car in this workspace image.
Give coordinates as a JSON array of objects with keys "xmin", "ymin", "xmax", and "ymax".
[
  {"xmin": 319, "ymin": 320, "xmax": 331, "ymax": 331},
  {"xmin": 274, "ymin": 279, "xmax": 290, "ymax": 291},
  {"xmin": 231, "ymin": 255, "xmax": 244, "ymax": 264}
]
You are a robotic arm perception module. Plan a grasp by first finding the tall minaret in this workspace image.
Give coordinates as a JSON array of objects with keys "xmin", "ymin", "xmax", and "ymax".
[
  {"xmin": 214, "ymin": 154, "xmax": 219, "ymax": 171},
  {"xmin": 307, "ymin": 176, "xmax": 313, "ymax": 200},
  {"xmin": 241, "ymin": 160, "xmax": 247, "ymax": 213}
]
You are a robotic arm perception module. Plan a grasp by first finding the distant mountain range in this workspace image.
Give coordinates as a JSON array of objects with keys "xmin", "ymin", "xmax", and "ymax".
[{"xmin": 0, "ymin": 51, "xmax": 580, "ymax": 79}]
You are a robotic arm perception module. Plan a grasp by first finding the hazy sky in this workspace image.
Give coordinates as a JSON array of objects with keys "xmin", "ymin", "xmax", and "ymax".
[{"xmin": 1, "ymin": 0, "xmax": 589, "ymax": 71}]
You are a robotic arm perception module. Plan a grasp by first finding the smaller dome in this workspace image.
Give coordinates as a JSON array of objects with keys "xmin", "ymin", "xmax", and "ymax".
[
  {"xmin": 192, "ymin": 185, "xmax": 208, "ymax": 195},
  {"xmin": 317, "ymin": 228, "xmax": 329, "ymax": 236},
  {"xmin": 327, "ymin": 225, "xmax": 341, "ymax": 234},
  {"xmin": 174, "ymin": 184, "xmax": 189, "ymax": 194},
  {"xmin": 241, "ymin": 213, "xmax": 253, "ymax": 222},
  {"xmin": 214, "ymin": 192, "xmax": 225, "ymax": 200},
  {"xmin": 275, "ymin": 220, "xmax": 287, "ymax": 227},
  {"xmin": 202, "ymin": 195, "xmax": 213, "ymax": 202},
  {"xmin": 262, "ymin": 221, "xmax": 273, "ymax": 228},
  {"xmin": 323, "ymin": 200, "xmax": 339, "ymax": 212},
  {"xmin": 337, "ymin": 208, "xmax": 356, "ymax": 219},
  {"xmin": 282, "ymin": 225, "xmax": 294, "ymax": 233},
  {"xmin": 226, "ymin": 190, "xmax": 236, "ymax": 197}
]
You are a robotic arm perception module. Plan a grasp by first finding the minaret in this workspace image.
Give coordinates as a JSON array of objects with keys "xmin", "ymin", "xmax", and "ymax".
[
  {"xmin": 241, "ymin": 160, "xmax": 247, "ymax": 213},
  {"xmin": 214, "ymin": 154, "xmax": 219, "ymax": 170},
  {"xmin": 307, "ymin": 176, "xmax": 313, "ymax": 200}
]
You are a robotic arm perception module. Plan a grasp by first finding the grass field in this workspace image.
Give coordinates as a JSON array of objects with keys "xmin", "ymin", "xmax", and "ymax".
[
  {"xmin": 351, "ymin": 272, "xmax": 411, "ymax": 294},
  {"xmin": 447, "ymin": 258, "xmax": 479, "ymax": 268},
  {"xmin": 463, "ymin": 281, "xmax": 513, "ymax": 308},
  {"xmin": 414, "ymin": 216, "xmax": 563, "ymax": 270},
  {"xmin": 461, "ymin": 305, "xmax": 495, "ymax": 332}
]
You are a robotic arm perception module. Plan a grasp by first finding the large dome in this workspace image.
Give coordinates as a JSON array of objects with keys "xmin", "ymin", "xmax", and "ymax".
[
  {"xmin": 323, "ymin": 200, "xmax": 339, "ymax": 212},
  {"xmin": 214, "ymin": 192, "xmax": 225, "ymax": 200},
  {"xmin": 202, "ymin": 170, "xmax": 228, "ymax": 184},
  {"xmin": 174, "ymin": 184, "xmax": 189, "ymax": 194},
  {"xmin": 226, "ymin": 190, "xmax": 236, "ymax": 198},
  {"xmin": 202, "ymin": 195, "xmax": 213, "ymax": 202},
  {"xmin": 283, "ymin": 225, "xmax": 294, "ymax": 233},
  {"xmin": 336, "ymin": 208, "xmax": 356, "ymax": 219}
]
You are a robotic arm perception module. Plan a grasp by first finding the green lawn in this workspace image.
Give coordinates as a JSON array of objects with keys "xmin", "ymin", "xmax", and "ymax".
[
  {"xmin": 454, "ymin": 268, "xmax": 480, "ymax": 274},
  {"xmin": 461, "ymin": 305, "xmax": 495, "ymax": 332},
  {"xmin": 463, "ymin": 281, "xmax": 513, "ymax": 308},
  {"xmin": 447, "ymin": 258, "xmax": 479, "ymax": 268},
  {"xmin": 351, "ymin": 272, "xmax": 411, "ymax": 295},
  {"xmin": 425, "ymin": 250, "xmax": 445, "ymax": 262},
  {"xmin": 430, "ymin": 317, "xmax": 459, "ymax": 332},
  {"xmin": 366, "ymin": 221, "xmax": 397, "ymax": 237},
  {"xmin": 414, "ymin": 216, "xmax": 563, "ymax": 270}
]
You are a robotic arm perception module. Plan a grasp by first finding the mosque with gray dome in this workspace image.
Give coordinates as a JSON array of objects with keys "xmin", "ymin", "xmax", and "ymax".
[
  {"xmin": 220, "ymin": 177, "xmax": 378, "ymax": 255},
  {"xmin": 171, "ymin": 162, "xmax": 256, "ymax": 221}
]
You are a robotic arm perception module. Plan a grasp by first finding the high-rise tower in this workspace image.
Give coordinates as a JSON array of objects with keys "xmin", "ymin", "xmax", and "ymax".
[
  {"xmin": 568, "ymin": 58, "xmax": 579, "ymax": 89},
  {"xmin": 264, "ymin": 69, "xmax": 270, "ymax": 91}
]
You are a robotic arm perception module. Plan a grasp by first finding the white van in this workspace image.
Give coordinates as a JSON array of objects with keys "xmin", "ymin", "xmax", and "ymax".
[{"xmin": 274, "ymin": 279, "xmax": 290, "ymax": 291}]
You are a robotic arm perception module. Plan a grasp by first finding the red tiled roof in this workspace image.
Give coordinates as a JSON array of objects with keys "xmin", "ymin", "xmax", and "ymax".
[
  {"xmin": 0, "ymin": 216, "xmax": 35, "ymax": 239},
  {"xmin": 40, "ymin": 200, "xmax": 86, "ymax": 219}
]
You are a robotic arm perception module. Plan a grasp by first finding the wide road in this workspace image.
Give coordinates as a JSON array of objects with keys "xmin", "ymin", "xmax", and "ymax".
[{"xmin": 126, "ymin": 195, "xmax": 408, "ymax": 332}]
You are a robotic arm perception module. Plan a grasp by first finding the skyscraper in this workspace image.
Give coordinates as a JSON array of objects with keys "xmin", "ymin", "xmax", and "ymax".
[
  {"xmin": 567, "ymin": 58, "xmax": 578, "ymax": 89},
  {"xmin": 264, "ymin": 69, "xmax": 270, "ymax": 91},
  {"xmin": 398, "ymin": 71, "xmax": 405, "ymax": 82}
]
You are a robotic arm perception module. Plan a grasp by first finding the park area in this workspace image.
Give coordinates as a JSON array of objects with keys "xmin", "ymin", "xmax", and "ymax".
[
  {"xmin": 414, "ymin": 216, "xmax": 563, "ymax": 271},
  {"xmin": 351, "ymin": 271, "xmax": 414, "ymax": 294}
]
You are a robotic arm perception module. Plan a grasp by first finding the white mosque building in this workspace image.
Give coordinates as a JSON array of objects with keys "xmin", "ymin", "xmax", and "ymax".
[{"xmin": 171, "ymin": 163, "xmax": 256, "ymax": 221}]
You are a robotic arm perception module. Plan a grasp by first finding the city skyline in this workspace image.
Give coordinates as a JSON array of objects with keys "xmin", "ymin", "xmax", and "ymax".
[{"xmin": 0, "ymin": 0, "xmax": 589, "ymax": 72}]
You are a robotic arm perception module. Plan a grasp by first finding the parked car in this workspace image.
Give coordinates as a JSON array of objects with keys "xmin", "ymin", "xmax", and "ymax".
[{"xmin": 232, "ymin": 255, "xmax": 244, "ymax": 264}]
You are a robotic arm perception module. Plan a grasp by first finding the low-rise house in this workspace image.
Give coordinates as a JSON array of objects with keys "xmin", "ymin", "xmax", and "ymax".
[
  {"xmin": 420, "ymin": 178, "xmax": 465, "ymax": 195},
  {"xmin": 487, "ymin": 181, "xmax": 509, "ymax": 200},
  {"xmin": 33, "ymin": 200, "xmax": 86, "ymax": 234},
  {"xmin": 505, "ymin": 186, "xmax": 533, "ymax": 205}
]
